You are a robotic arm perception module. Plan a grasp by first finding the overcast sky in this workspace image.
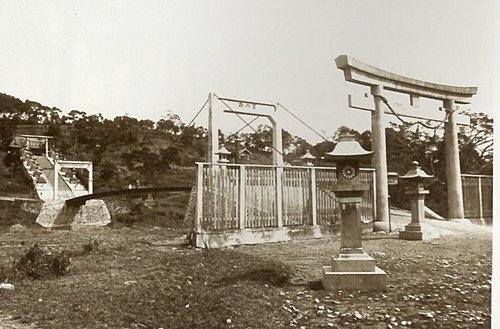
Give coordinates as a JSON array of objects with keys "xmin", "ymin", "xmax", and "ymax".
[{"xmin": 0, "ymin": 0, "xmax": 496, "ymax": 143}]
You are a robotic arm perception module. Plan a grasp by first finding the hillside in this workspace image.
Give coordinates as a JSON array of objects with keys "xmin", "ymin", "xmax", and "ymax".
[
  {"xmin": 0, "ymin": 91, "xmax": 493, "ymax": 217},
  {"xmin": 0, "ymin": 92, "xmax": 314, "ymax": 193}
]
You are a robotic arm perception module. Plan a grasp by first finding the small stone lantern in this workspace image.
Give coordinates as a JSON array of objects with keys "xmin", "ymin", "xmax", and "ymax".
[
  {"xmin": 300, "ymin": 150, "xmax": 315, "ymax": 166},
  {"xmin": 387, "ymin": 172, "xmax": 399, "ymax": 232},
  {"xmin": 215, "ymin": 144, "xmax": 231, "ymax": 164},
  {"xmin": 398, "ymin": 161, "xmax": 433, "ymax": 240},
  {"xmin": 388, "ymin": 172, "xmax": 399, "ymax": 186},
  {"xmin": 322, "ymin": 133, "xmax": 387, "ymax": 291}
]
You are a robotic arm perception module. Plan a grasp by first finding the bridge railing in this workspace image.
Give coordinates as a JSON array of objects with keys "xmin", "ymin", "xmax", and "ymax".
[
  {"xmin": 195, "ymin": 163, "xmax": 375, "ymax": 232},
  {"xmin": 65, "ymin": 186, "xmax": 193, "ymax": 206}
]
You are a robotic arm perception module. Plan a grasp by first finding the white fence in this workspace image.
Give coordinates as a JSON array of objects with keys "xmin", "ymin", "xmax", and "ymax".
[
  {"xmin": 194, "ymin": 163, "xmax": 375, "ymax": 246},
  {"xmin": 461, "ymin": 174, "xmax": 493, "ymax": 225}
]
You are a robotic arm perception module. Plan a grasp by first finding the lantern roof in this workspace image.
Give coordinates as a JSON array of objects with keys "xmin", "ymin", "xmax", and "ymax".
[
  {"xmin": 301, "ymin": 150, "xmax": 315, "ymax": 160},
  {"xmin": 215, "ymin": 144, "xmax": 231, "ymax": 155},
  {"xmin": 399, "ymin": 161, "xmax": 433, "ymax": 180},
  {"xmin": 326, "ymin": 133, "xmax": 373, "ymax": 160}
]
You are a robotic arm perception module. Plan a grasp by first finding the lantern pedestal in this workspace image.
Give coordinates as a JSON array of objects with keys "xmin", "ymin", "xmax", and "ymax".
[
  {"xmin": 322, "ymin": 188, "xmax": 387, "ymax": 291},
  {"xmin": 399, "ymin": 187, "xmax": 430, "ymax": 240}
]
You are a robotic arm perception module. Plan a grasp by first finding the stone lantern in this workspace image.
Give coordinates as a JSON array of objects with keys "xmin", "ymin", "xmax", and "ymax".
[
  {"xmin": 300, "ymin": 150, "xmax": 315, "ymax": 166},
  {"xmin": 322, "ymin": 132, "xmax": 387, "ymax": 291},
  {"xmin": 398, "ymin": 161, "xmax": 433, "ymax": 240},
  {"xmin": 387, "ymin": 172, "xmax": 399, "ymax": 232},
  {"xmin": 70, "ymin": 174, "xmax": 79, "ymax": 184},
  {"xmin": 215, "ymin": 144, "xmax": 231, "ymax": 164},
  {"xmin": 388, "ymin": 172, "xmax": 399, "ymax": 186}
]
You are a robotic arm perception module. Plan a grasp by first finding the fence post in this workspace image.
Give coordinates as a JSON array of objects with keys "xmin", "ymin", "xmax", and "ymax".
[
  {"xmin": 87, "ymin": 163, "xmax": 93, "ymax": 195},
  {"xmin": 478, "ymin": 176, "xmax": 484, "ymax": 225},
  {"xmin": 276, "ymin": 166, "xmax": 283, "ymax": 227},
  {"xmin": 239, "ymin": 165, "xmax": 247, "ymax": 230},
  {"xmin": 371, "ymin": 170, "xmax": 377, "ymax": 222},
  {"xmin": 311, "ymin": 168, "xmax": 318, "ymax": 226},
  {"xmin": 195, "ymin": 163, "xmax": 204, "ymax": 235},
  {"xmin": 53, "ymin": 161, "xmax": 59, "ymax": 201}
]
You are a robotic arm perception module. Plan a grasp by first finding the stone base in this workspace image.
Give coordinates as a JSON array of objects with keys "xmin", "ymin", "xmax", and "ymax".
[
  {"xmin": 399, "ymin": 223, "xmax": 436, "ymax": 240},
  {"xmin": 322, "ymin": 265, "xmax": 387, "ymax": 291},
  {"xmin": 193, "ymin": 225, "xmax": 331, "ymax": 248},
  {"xmin": 399, "ymin": 230, "xmax": 423, "ymax": 240},
  {"xmin": 332, "ymin": 253, "xmax": 375, "ymax": 272},
  {"xmin": 373, "ymin": 221, "xmax": 390, "ymax": 232},
  {"xmin": 36, "ymin": 199, "xmax": 111, "ymax": 228}
]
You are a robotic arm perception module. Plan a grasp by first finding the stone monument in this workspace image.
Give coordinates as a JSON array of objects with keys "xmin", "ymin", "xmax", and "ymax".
[{"xmin": 322, "ymin": 132, "xmax": 387, "ymax": 291}]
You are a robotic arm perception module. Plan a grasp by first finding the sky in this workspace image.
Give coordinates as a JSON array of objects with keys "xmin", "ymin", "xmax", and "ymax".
[{"xmin": 0, "ymin": 0, "xmax": 496, "ymax": 144}]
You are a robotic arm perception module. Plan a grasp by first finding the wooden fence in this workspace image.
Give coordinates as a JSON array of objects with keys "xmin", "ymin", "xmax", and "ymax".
[
  {"xmin": 461, "ymin": 174, "xmax": 493, "ymax": 225},
  {"xmin": 195, "ymin": 163, "xmax": 375, "ymax": 233}
]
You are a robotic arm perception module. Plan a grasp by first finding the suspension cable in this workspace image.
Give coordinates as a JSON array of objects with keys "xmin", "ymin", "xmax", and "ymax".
[
  {"xmin": 277, "ymin": 103, "xmax": 331, "ymax": 143},
  {"xmin": 213, "ymin": 94, "xmax": 285, "ymax": 157}
]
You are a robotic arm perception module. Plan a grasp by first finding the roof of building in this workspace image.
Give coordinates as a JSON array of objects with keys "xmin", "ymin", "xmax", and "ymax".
[{"xmin": 8, "ymin": 134, "xmax": 50, "ymax": 150}]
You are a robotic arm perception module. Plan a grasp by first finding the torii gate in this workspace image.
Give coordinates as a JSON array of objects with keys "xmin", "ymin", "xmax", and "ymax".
[{"xmin": 335, "ymin": 55, "xmax": 477, "ymax": 230}]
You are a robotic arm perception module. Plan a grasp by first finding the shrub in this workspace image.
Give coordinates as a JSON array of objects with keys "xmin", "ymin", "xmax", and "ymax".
[
  {"xmin": 15, "ymin": 243, "xmax": 71, "ymax": 279},
  {"xmin": 82, "ymin": 237, "xmax": 100, "ymax": 253}
]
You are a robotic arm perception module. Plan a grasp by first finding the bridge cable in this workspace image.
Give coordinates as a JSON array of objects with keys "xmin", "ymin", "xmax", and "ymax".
[
  {"xmin": 277, "ymin": 103, "xmax": 331, "ymax": 143},
  {"xmin": 213, "ymin": 94, "xmax": 285, "ymax": 157}
]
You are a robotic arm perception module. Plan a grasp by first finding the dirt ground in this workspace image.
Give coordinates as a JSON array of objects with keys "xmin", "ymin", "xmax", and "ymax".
[{"xmin": 0, "ymin": 211, "xmax": 492, "ymax": 329}]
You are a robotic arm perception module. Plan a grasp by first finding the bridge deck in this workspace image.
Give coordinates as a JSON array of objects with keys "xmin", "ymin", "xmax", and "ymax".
[{"xmin": 65, "ymin": 186, "xmax": 192, "ymax": 206}]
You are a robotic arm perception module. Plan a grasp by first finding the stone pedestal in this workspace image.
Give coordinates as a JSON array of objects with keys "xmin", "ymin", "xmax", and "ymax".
[
  {"xmin": 399, "ymin": 187, "xmax": 428, "ymax": 241},
  {"xmin": 322, "ymin": 192, "xmax": 387, "ymax": 291}
]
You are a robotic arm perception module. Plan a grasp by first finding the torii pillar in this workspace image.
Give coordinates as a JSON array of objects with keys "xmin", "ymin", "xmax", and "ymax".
[
  {"xmin": 207, "ymin": 93, "xmax": 218, "ymax": 164},
  {"xmin": 335, "ymin": 55, "xmax": 477, "ymax": 228}
]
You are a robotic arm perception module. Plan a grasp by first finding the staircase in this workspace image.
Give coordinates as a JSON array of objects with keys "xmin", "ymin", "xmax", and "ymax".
[{"xmin": 19, "ymin": 147, "xmax": 111, "ymax": 228}]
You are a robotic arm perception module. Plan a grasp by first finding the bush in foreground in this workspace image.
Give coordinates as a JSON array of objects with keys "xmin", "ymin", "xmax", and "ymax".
[{"xmin": 13, "ymin": 243, "xmax": 71, "ymax": 280}]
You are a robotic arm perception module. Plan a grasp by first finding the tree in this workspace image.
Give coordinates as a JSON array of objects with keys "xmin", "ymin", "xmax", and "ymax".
[
  {"xmin": 458, "ymin": 112, "xmax": 493, "ymax": 174},
  {"xmin": 156, "ymin": 113, "xmax": 182, "ymax": 134},
  {"xmin": 98, "ymin": 161, "xmax": 118, "ymax": 181},
  {"xmin": 0, "ymin": 117, "xmax": 16, "ymax": 149}
]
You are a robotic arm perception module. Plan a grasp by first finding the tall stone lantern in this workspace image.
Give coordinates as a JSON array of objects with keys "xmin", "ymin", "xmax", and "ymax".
[
  {"xmin": 322, "ymin": 133, "xmax": 387, "ymax": 291},
  {"xmin": 398, "ymin": 161, "xmax": 433, "ymax": 240}
]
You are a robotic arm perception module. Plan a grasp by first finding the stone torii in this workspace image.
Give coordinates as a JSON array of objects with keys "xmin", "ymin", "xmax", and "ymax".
[{"xmin": 335, "ymin": 55, "xmax": 477, "ymax": 230}]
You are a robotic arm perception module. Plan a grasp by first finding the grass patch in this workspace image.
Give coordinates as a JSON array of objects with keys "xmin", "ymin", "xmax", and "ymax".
[
  {"xmin": 0, "ymin": 227, "xmax": 293, "ymax": 328},
  {"xmin": 0, "ymin": 201, "xmax": 39, "ymax": 227},
  {"xmin": 0, "ymin": 226, "xmax": 492, "ymax": 328}
]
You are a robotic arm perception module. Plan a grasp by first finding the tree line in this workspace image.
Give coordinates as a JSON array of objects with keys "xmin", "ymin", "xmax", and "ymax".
[{"xmin": 0, "ymin": 92, "xmax": 493, "ymax": 216}]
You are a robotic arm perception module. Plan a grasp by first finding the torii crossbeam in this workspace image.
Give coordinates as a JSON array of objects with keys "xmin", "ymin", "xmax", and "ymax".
[{"xmin": 335, "ymin": 55, "xmax": 477, "ymax": 229}]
